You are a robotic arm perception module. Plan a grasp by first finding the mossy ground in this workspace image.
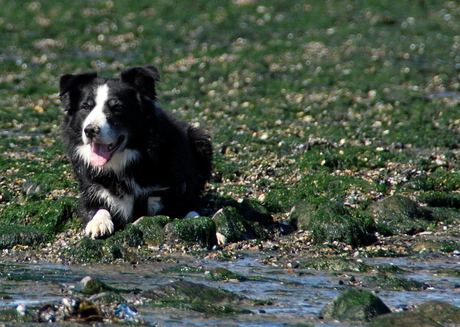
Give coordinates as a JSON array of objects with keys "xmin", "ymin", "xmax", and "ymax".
[{"xmin": 2, "ymin": 1, "xmax": 460, "ymax": 258}]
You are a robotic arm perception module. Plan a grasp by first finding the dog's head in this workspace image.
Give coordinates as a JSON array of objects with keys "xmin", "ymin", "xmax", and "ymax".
[{"xmin": 60, "ymin": 66, "xmax": 161, "ymax": 168}]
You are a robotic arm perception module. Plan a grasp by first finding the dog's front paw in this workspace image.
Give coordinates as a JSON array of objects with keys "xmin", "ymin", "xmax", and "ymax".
[{"xmin": 85, "ymin": 209, "xmax": 114, "ymax": 239}]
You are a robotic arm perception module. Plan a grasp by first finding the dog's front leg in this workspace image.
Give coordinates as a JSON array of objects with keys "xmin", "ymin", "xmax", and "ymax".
[{"xmin": 85, "ymin": 209, "xmax": 115, "ymax": 238}]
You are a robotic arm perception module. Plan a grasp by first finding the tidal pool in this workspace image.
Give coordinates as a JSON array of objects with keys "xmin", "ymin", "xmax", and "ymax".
[{"xmin": 1, "ymin": 253, "xmax": 460, "ymax": 326}]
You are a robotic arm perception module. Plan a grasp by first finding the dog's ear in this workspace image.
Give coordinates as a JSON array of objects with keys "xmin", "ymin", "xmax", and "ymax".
[
  {"xmin": 59, "ymin": 72, "xmax": 97, "ymax": 96},
  {"xmin": 121, "ymin": 66, "xmax": 161, "ymax": 99}
]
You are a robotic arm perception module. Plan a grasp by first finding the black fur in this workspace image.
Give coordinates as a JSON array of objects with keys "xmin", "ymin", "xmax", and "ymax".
[{"xmin": 60, "ymin": 66, "xmax": 213, "ymax": 235}]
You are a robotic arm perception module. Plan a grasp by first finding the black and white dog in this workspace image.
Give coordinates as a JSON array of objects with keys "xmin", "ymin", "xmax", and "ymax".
[{"xmin": 60, "ymin": 66, "xmax": 213, "ymax": 238}]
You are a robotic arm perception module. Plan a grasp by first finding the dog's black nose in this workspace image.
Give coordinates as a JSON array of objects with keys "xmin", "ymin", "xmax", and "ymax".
[{"xmin": 84, "ymin": 124, "xmax": 100, "ymax": 139}]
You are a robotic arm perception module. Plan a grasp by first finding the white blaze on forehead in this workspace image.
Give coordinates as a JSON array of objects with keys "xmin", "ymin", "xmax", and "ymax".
[{"xmin": 82, "ymin": 84, "xmax": 110, "ymax": 144}]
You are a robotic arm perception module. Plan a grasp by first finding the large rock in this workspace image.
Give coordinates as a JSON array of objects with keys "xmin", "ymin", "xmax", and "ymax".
[
  {"xmin": 212, "ymin": 207, "xmax": 268, "ymax": 243},
  {"xmin": 142, "ymin": 280, "xmax": 253, "ymax": 315},
  {"xmin": 366, "ymin": 195, "xmax": 433, "ymax": 236},
  {"xmin": 164, "ymin": 216, "xmax": 217, "ymax": 248},
  {"xmin": 307, "ymin": 202, "xmax": 370, "ymax": 247},
  {"xmin": 319, "ymin": 288, "xmax": 391, "ymax": 322}
]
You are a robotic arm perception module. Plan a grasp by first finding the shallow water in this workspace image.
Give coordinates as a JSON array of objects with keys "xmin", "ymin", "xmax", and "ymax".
[{"xmin": 2, "ymin": 254, "xmax": 460, "ymax": 326}]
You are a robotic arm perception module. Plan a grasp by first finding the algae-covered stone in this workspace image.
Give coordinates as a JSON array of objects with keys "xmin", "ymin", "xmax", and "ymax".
[
  {"xmin": 212, "ymin": 207, "xmax": 268, "ymax": 243},
  {"xmin": 307, "ymin": 202, "xmax": 369, "ymax": 247},
  {"xmin": 371, "ymin": 311, "xmax": 442, "ymax": 327},
  {"xmin": 304, "ymin": 257, "xmax": 371, "ymax": 272},
  {"xmin": 76, "ymin": 276, "xmax": 115, "ymax": 295},
  {"xmin": 415, "ymin": 300, "xmax": 460, "ymax": 324},
  {"xmin": 164, "ymin": 216, "xmax": 217, "ymax": 248},
  {"xmin": 205, "ymin": 267, "xmax": 247, "ymax": 281},
  {"xmin": 366, "ymin": 195, "xmax": 434, "ymax": 236},
  {"xmin": 0, "ymin": 307, "xmax": 34, "ymax": 323},
  {"xmin": 236, "ymin": 199, "xmax": 273, "ymax": 224},
  {"xmin": 66, "ymin": 238, "xmax": 106, "ymax": 263},
  {"xmin": 111, "ymin": 224, "xmax": 144, "ymax": 247},
  {"xmin": 364, "ymin": 274, "xmax": 427, "ymax": 291},
  {"xmin": 0, "ymin": 224, "xmax": 48, "ymax": 249},
  {"xmin": 142, "ymin": 280, "xmax": 253, "ymax": 315},
  {"xmin": 0, "ymin": 197, "xmax": 78, "ymax": 249},
  {"xmin": 288, "ymin": 202, "xmax": 318, "ymax": 230},
  {"xmin": 320, "ymin": 288, "xmax": 391, "ymax": 322},
  {"xmin": 163, "ymin": 264, "xmax": 205, "ymax": 274},
  {"xmin": 134, "ymin": 215, "xmax": 170, "ymax": 246}
]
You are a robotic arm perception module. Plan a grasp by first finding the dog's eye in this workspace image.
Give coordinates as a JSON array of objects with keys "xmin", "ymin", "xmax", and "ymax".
[{"xmin": 81, "ymin": 103, "xmax": 92, "ymax": 111}]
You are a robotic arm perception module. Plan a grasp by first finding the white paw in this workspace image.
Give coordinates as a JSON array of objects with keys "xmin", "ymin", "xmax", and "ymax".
[
  {"xmin": 216, "ymin": 232, "xmax": 227, "ymax": 245},
  {"xmin": 183, "ymin": 211, "xmax": 200, "ymax": 219},
  {"xmin": 85, "ymin": 209, "xmax": 114, "ymax": 239}
]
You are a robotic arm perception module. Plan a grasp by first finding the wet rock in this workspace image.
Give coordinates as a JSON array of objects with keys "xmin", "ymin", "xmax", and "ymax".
[
  {"xmin": 212, "ymin": 207, "xmax": 268, "ymax": 243},
  {"xmin": 66, "ymin": 238, "xmax": 105, "ymax": 263},
  {"xmin": 0, "ymin": 197, "xmax": 78, "ymax": 249},
  {"xmin": 75, "ymin": 276, "xmax": 140, "ymax": 295},
  {"xmin": 288, "ymin": 202, "xmax": 317, "ymax": 230},
  {"xmin": 307, "ymin": 202, "xmax": 370, "ymax": 247},
  {"xmin": 370, "ymin": 311, "xmax": 442, "ymax": 327},
  {"xmin": 415, "ymin": 300, "xmax": 460, "ymax": 324},
  {"xmin": 205, "ymin": 267, "xmax": 247, "ymax": 281},
  {"xmin": 366, "ymin": 195, "xmax": 434, "ymax": 236},
  {"xmin": 164, "ymin": 216, "xmax": 217, "ymax": 248},
  {"xmin": 163, "ymin": 264, "xmax": 205, "ymax": 274},
  {"xmin": 111, "ymin": 223, "xmax": 144, "ymax": 247},
  {"xmin": 364, "ymin": 274, "xmax": 428, "ymax": 291},
  {"xmin": 75, "ymin": 276, "xmax": 115, "ymax": 295},
  {"xmin": 0, "ymin": 225, "xmax": 47, "ymax": 249},
  {"xmin": 304, "ymin": 257, "xmax": 371, "ymax": 272},
  {"xmin": 0, "ymin": 306, "xmax": 34, "ymax": 323},
  {"xmin": 142, "ymin": 280, "xmax": 253, "ymax": 315},
  {"xmin": 133, "ymin": 215, "xmax": 170, "ymax": 246},
  {"xmin": 236, "ymin": 199, "xmax": 273, "ymax": 224},
  {"xmin": 319, "ymin": 288, "xmax": 391, "ymax": 322}
]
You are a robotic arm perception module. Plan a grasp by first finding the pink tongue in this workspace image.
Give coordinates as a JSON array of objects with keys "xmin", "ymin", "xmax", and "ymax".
[{"xmin": 90, "ymin": 143, "xmax": 112, "ymax": 167}]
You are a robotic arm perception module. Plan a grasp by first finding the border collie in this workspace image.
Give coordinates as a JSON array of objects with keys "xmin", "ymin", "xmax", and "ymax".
[{"xmin": 60, "ymin": 66, "xmax": 213, "ymax": 239}]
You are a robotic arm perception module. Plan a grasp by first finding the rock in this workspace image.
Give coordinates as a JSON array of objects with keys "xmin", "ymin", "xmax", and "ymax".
[
  {"xmin": 307, "ymin": 202, "xmax": 370, "ymax": 247},
  {"xmin": 111, "ymin": 224, "xmax": 144, "ymax": 247},
  {"xmin": 415, "ymin": 300, "xmax": 460, "ymax": 324},
  {"xmin": 205, "ymin": 267, "xmax": 247, "ymax": 281},
  {"xmin": 133, "ymin": 215, "xmax": 170, "ymax": 246},
  {"xmin": 212, "ymin": 207, "xmax": 268, "ymax": 243},
  {"xmin": 319, "ymin": 288, "xmax": 391, "ymax": 322},
  {"xmin": 142, "ymin": 280, "xmax": 253, "ymax": 315},
  {"xmin": 75, "ymin": 276, "xmax": 115, "ymax": 295},
  {"xmin": 303, "ymin": 257, "xmax": 371, "ymax": 272},
  {"xmin": 366, "ymin": 195, "xmax": 434, "ymax": 236},
  {"xmin": 0, "ymin": 307, "xmax": 34, "ymax": 323},
  {"xmin": 164, "ymin": 216, "xmax": 217, "ymax": 248},
  {"xmin": 0, "ymin": 197, "xmax": 78, "ymax": 249},
  {"xmin": 66, "ymin": 238, "xmax": 106, "ymax": 263},
  {"xmin": 236, "ymin": 199, "xmax": 273, "ymax": 224},
  {"xmin": 288, "ymin": 202, "xmax": 318, "ymax": 230},
  {"xmin": 371, "ymin": 311, "xmax": 442, "ymax": 327},
  {"xmin": 0, "ymin": 225, "xmax": 48, "ymax": 249},
  {"xmin": 364, "ymin": 274, "xmax": 428, "ymax": 291}
]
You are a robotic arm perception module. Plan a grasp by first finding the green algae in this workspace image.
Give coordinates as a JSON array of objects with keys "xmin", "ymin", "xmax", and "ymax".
[
  {"xmin": 320, "ymin": 288, "xmax": 391, "ymax": 322},
  {"xmin": 164, "ymin": 216, "xmax": 217, "ymax": 248},
  {"xmin": 303, "ymin": 257, "xmax": 371, "ymax": 273},
  {"xmin": 213, "ymin": 206, "xmax": 269, "ymax": 243},
  {"xmin": 364, "ymin": 274, "xmax": 428, "ymax": 291},
  {"xmin": 143, "ymin": 280, "xmax": 254, "ymax": 315}
]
